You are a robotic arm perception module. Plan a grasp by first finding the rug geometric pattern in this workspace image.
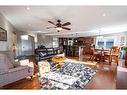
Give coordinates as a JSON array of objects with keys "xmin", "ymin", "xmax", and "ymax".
[{"xmin": 40, "ymin": 62, "xmax": 97, "ymax": 89}]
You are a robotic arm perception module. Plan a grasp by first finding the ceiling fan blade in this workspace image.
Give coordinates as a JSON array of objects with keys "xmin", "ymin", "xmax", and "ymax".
[
  {"xmin": 62, "ymin": 22, "xmax": 71, "ymax": 26},
  {"xmin": 46, "ymin": 27, "xmax": 56, "ymax": 29},
  {"xmin": 48, "ymin": 21, "xmax": 56, "ymax": 25},
  {"xmin": 62, "ymin": 27, "xmax": 71, "ymax": 30}
]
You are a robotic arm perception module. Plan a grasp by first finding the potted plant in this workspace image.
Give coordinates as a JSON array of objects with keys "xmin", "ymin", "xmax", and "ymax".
[{"xmin": 123, "ymin": 46, "xmax": 127, "ymax": 66}]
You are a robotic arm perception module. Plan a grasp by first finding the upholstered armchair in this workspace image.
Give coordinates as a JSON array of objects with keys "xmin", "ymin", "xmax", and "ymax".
[
  {"xmin": 0, "ymin": 51, "xmax": 34, "ymax": 87},
  {"xmin": 37, "ymin": 60, "xmax": 51, "ymax": 87}
]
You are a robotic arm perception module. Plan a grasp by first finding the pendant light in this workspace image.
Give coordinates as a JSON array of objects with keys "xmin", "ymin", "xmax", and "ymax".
[{"xmin": 96, "ymin": 30, "xmax": 104, "ymax": 39}]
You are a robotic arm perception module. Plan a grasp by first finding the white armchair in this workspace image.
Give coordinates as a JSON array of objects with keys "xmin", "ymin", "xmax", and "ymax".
[{"xmin": 0, "ymin": 51, "xmax": 34, "ymax": 87}]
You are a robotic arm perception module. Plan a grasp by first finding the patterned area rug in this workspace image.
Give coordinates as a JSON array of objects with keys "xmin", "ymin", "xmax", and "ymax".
[{"xmin": 40, "ymin": 62, "xmax": 97, "ymax": 90}]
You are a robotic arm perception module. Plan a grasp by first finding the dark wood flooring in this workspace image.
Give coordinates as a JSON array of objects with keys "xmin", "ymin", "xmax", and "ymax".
[
  {"xmin": 2, "ymin": 56, "xmax": 127, "ymax": 89},
  {"xmin": 116, "ymin": 66, "xmax": 127, "ymax": 89}
]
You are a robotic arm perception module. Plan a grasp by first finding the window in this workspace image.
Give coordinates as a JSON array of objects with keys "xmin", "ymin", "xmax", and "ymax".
[
  {"xmin": 53, "ymin": 37, "xmax": 58, "ymax": 48},
  {"xmin": 97, "ymin": 41, "xmax": 104, "ymax": 49},
  {"xmin": 106, "ymin": 39, "xmax": 114, "ymax": 49},
  {"xmin": 96, "ymin": 37, "xmax": 115, "ymax": 49}
]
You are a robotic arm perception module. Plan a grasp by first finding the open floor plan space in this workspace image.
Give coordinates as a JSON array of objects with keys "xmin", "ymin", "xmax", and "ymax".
[
  {"xmin": 0, "ymin": 6, "xmax": 127, "ymax": 90},
  {"xmin": 2, "ymin": 56, "xmax": 117, "ymax": 89}
]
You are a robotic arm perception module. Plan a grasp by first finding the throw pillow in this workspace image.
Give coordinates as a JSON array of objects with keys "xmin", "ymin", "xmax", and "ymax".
[
  {"xmin": 19, "ymin": 59, "xmax": 29, "ymax": 66},
  {"xmin": 5, "ymin": 51, "xmax": 15, "ymax": 69},
  {"xmin": 39, "ymin": 52, "xmax": 47, "ymax": 57},
  {"xmin": 5, "ymin": 56, "xmax": 14, "ymax": 69}
]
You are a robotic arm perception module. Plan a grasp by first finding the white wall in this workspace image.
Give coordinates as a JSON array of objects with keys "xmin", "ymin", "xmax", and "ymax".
[
  {"xmin": 25, "ymin": 31, "xmax": 38, "ymax": 48},
  {"xmin": 0, "ymin": 13, "xmax": 36, "ymax": 56},
  {"xmin": 0, "ymin": 13, "xmax": 17, "ymax": 51},
  {"xmin": 37, "ymin": 34, "xmax": 54, "ymax": 48}
]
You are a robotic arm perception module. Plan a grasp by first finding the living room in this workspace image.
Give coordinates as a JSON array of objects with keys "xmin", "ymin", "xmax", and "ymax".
[{"xmin": 0, "ymin": 5, "xmax": 127, "ymax": 90}]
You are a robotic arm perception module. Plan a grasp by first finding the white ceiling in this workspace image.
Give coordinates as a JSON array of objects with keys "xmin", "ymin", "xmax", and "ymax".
[{"xmin": 0, "ymin": 6, "xmax": 127, "ymax": 37}]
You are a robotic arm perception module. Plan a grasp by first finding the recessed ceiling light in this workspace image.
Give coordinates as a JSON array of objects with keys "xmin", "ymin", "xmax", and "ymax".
[
  {"xmin": 37, "ymin": 31, "xmax": 42, "ymax": 33},
  {"xmin": 26, "ymin": 7, "xmax": 30, "ymax": 10},
  {"xmin": 102, "ymin": 13, "xmax": 106, "ymax": 17}
]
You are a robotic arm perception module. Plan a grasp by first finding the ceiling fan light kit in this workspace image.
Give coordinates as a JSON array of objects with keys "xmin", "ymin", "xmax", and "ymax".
[{"xmin": 56, "ymin": 27, "xmax": 62, "ymax": 31}]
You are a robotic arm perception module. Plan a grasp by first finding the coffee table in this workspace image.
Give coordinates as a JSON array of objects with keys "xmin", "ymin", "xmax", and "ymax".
[{"xmin": 51, "ymin": 56, "xmax": 66, "ymax": 68}]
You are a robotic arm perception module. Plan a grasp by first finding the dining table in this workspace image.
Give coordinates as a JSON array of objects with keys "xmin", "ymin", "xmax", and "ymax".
[{"xmin": 95, "ymin": 48, "xmax": 110, "ymax": 62}]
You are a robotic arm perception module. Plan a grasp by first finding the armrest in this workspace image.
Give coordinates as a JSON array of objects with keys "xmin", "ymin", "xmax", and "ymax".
[
  {"xmin": 0, "ymin": 71, "xmax": 8, "ymax": 75},
  {"xmin": 8, "ymin": 66, "xmax": 28, "ymax": 73},
  {"xmin": 28, "ymin": 62, "xmax": 34, "ymax": 74},
  {"xmin": 19, "ymin": 59, "xmax": 34, "ymax": 68},
  {"xmin": 28, "ymin": 62, "xmax": 34, "ymax": 68}
]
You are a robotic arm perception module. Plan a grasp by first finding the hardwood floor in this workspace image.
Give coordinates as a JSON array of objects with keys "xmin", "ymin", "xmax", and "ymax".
[
  {"xmin": 116, "ymin": 66, "xmax": 127, "ymax": 89},
  {"xmin": 1, "ymin": 56, "xmax": 124, "ymax": 89},
  {"xmin": 85, "ymin": 62, "xmax": 116, "ymax": 89},
  {"xmin": 2, "ymin": 76, "xmax": 40, "ymax": 89}
]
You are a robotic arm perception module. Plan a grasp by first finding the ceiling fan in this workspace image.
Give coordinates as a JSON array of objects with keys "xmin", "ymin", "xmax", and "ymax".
[{"xmin": 47, "ymin": 19, "xmax": 71, "ymax": 32}]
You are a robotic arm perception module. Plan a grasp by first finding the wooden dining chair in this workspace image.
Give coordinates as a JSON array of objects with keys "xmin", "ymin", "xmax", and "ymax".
[
  {"xmin": 104, "ymin": 46, "xmax": 120, "ymax": 65},
  {"xmin": 110, "ymin": 46, "xmax": 120, "ymax": 65},
  {"xmin": 90, "ymin": 47, "xmax": 102, "ymax": 62},
  {"xmin": 83, "ymin": 46, "xmax": 92, "ymax": 60}
]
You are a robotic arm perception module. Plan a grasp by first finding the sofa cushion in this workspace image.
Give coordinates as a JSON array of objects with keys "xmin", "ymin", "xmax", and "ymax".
[
  {"xmin": 48, "ymin": 52, "xmax": 54, "ymax": 55},
  {"xmin": 0, "ymin": 54, "xmax": 9, "ymax": 74},
  {"xmin": 40, "ymin": 56, "xmax": 51, "ymax": 60},
  {"xmin": 48, "ymin": 54, "xmax": 55, "ymax": 58}
]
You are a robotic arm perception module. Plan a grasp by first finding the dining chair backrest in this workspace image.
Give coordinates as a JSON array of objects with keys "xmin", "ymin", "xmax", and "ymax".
[
  {"xmin": 91, "ymin": 46, "xmax": 98, "ymax": 55},
  {"xmin": 110, "ymin": 46, "xmax": 120, "ymax": 55}
]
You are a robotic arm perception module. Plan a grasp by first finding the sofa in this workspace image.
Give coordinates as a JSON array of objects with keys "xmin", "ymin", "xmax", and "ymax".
[
  {"xmin": 0, "ymin": 51, "xmax": 34, "ymax": 87},
  {"xmin": 35, "ymin": 47, "xmax": 63, "ymax": 62}
]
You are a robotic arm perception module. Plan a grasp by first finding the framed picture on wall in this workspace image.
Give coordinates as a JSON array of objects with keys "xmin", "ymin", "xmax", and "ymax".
[{"xmin": 0, "ymin": 27, "xmax": 7, "ymax": 41}]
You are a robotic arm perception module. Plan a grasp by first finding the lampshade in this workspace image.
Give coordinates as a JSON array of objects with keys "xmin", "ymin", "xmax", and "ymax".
[
  {"xmin": 96, "ymin": 35, "xmax": 104, "ymax": 39},
  {"xmin": 56, "ymin": 27, "xmax": 62, "ymax": 31}
]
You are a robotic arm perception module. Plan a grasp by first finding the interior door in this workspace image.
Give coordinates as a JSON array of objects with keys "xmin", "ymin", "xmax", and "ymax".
[{"xmin": 21, "ymin": 35, "xmax": 35, "ymax": 56}]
